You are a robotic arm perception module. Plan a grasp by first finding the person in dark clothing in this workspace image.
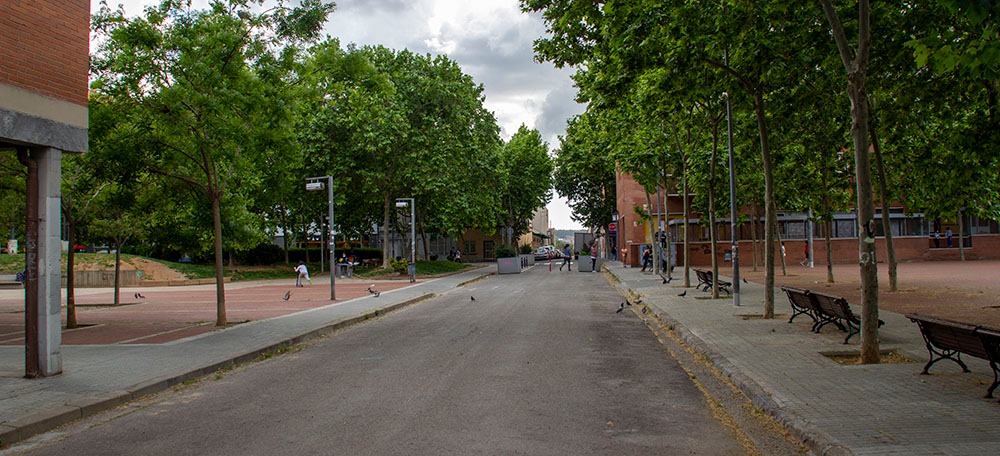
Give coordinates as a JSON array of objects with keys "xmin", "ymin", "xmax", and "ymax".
[{"xmin": 559, "ymin": 244, "xmax": 572, "ymax": 271}]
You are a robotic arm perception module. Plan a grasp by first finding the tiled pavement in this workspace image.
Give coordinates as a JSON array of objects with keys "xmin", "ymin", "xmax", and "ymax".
[
  {"xmin": 2, "ymin": 262, "xmax": 999, "ymax": 455},
  {"xmin": 609, "ymin": 264, "xmax": 1000, "ymax": 455}
]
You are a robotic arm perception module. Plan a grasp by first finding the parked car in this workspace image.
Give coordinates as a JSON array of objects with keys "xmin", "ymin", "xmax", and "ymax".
[{"xmin": 534, "ymin": 245, "xmax": 560, "ymax": 260}]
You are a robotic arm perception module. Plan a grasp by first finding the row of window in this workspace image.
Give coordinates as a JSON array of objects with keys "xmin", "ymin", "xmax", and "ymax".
[{"xmin": 668, "ymin": 213, "xmax": 1000, "ymax": 241}]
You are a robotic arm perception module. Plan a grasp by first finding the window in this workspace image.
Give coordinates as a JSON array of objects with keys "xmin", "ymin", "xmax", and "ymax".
[{"xmin": 463, "ymin": 240, "xmax": 477, "ymax": 255}]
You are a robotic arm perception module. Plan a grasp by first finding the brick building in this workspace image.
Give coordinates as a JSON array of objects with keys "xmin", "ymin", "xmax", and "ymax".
[
  {"xmin": 0, "ymin": 0, "xmax": 90, "ymax": 376},
  {"xmin": 614, "ymin": 170, "xmax": 1000, "ymax": 268}
]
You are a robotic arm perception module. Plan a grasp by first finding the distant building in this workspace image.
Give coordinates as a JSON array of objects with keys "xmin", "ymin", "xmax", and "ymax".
[{"xmin": 614, "ymin": 170, "xmax": 1000, "ymax": 268}]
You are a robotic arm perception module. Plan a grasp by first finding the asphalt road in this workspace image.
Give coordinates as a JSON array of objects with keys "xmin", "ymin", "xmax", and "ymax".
[{"xmin": 3, "ymin": 266, "xmax": 748, "ymax": 455}]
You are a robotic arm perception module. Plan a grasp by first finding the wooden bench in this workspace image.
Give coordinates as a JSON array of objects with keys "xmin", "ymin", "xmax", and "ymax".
[
  {"xmin": 809, "ymin": 291, "xmax": 884, "ymax": 344},
  {"xmin": 907, "ymin": 313, "xmax": 1000, "ymax": 398},
  {"xmin": 693, "ymin": 268, "xmax": 731, "ymax": 295},
  {"xmin": 780, "ymin": 286, "xmax": 818, "ymax": 325},
  {"xmin": 694, "ymin": 268, "xmax": 711, "ymax": 290}
]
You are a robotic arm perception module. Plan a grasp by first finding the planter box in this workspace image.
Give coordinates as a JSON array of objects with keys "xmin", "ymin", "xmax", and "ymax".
[
  {"xmin": 578, "ymin": 256, "xmax": 594, "ymax": 272},
  {"xmin": 521, "ymin": 254, "xmax": 535, "ymax": 266},
  {"xmin": 497, "ymin": 257, "xmax": 521, "ymax": 274}
]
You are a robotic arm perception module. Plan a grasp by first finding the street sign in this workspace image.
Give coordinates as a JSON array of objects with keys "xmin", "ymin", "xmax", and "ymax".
[{"xmin": 608, "ymin": 222, "xmax": 617, "ymax": 233}]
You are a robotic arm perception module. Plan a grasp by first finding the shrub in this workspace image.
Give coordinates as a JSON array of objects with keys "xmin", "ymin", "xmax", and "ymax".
[
  {"xmin": 495, "ymin": 245, "xmax": 517, "ymax": 258},
  {"xmin": 519, "ymin": 244, "xmax": 533, "ymax": 255},
  {"xmin": 238, "ymin": 243, "xmax": 284, "ymax": 265},
  {"xmin": 389, "ymin": 257, "xmax": 408, "ymax": 274}
]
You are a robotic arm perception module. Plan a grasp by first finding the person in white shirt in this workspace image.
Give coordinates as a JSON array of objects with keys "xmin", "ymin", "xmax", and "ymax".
[{"xmin": 294, "ymin": 261, "xmax": 311, "ymax": 287}]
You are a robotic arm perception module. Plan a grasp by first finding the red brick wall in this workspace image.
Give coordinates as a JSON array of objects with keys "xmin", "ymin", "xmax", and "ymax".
[
  {"xmin": 681, "ymin": 234, "xmax": 1000, "ymax": 267},
  {"xmin": 616, "ymin": 167, "xmax": 652, "ymax": 263},
  {"xmin": 0, "ymin": 0, "xmax": 89, "ymax": 106}
]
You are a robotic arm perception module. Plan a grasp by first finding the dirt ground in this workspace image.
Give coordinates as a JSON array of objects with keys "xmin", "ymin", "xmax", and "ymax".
[
  {"xmin": 738, "ymin": 259, "xmax": 1000, "ymax": 328},
  {"xmin": 71, "ymin": 256, "xmax": 189, "ymax": 282},
  {"xmin": 123, "ymin": 257, "xmax": 188, "ymax": 281}
]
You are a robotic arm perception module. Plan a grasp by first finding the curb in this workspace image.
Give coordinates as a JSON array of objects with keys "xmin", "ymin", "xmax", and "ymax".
[
  {"xmin": 608, "ymin": 270, "xmax": 852, "ymax": 456},
  {"xmin": 0, "ymin": 292, "xmax": 436, "ymax": 448}
]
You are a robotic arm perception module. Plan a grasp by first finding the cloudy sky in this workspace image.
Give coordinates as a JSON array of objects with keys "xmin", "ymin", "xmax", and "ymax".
[{"xmin": 91, "ymin": 0, "xmax": 586, "ymax": 229}]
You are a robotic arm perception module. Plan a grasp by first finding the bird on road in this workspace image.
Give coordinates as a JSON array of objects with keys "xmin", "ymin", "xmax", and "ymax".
[
  {"xmin": 743, "ymin": 278, "xmax": 748, "ymax": 284},
  {"xmin": 471, "ymin": 296, "xmax": 476, "ymax": 301},
  {"xmin": 641, "ymin": 307, "xmax": 647, "ymax": 314},
  {"xmin": 663, "ymin": 276, "xmax": 672, "ymax": 284},
  {"xmin": 367, "ymin": 285, "xmax": 380, "ymax": 297},
  {"xmin": 678, "ymin": 290, "xmax": 687, "ymax": 297},
  {"xmin": 133, "ymin": 292, "xmax": 145, "ymax": 299},
  {"xmin": 282, "ymin": 291, "xmax": 291, "ymax": 301},
  {"xmin": 616, "ymin": 303, "xmax": 625, "ymax": 313},
  {"xmin": 625, "ymin": 299, "xmax": 632, "ymax": 306}
]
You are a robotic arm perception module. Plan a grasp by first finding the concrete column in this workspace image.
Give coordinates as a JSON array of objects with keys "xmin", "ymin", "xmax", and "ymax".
[{"xmin": 33, "ymin": 146, "xmax": 62, "ymax": 376}]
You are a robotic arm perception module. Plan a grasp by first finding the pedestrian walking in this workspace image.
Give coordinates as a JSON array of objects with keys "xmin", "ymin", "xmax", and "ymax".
[
  {"xmin": 640, "ymin": 245, "xmax": 652, "ymax": 272},
  {"xmin": 933, "ymin": 230, "xmax": 940, "ymax": 248},
  {"xmin": 294, "ymin": 261, "xmax": 311, "ymax": 287},
  {"xmin": 946, "ymin": 228, "xmax": 953, "ymax": 248},
  {"xmin": 560, "ymin": 244, "xmax": 572, "ymax": 271}
]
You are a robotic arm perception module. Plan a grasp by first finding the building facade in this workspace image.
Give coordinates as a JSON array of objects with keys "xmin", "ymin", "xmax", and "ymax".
[
  {"xmin": 1, "ymin": 1, "xmax": 90, "ymax": 376},
  {"xmin": 615, "ymin": 170, "xmax": 1000, "ymax": 268}
]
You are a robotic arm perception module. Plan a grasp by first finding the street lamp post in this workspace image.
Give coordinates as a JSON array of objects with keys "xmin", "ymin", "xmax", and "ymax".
[
  {"xmin": 396, "ymin": 198, "xmax": 415, "ymax": 282},
  {"xmin": 611, "ymin": 210, "xmax": 619, "ymax": 261},
  {"xmin": 724, "ymin": 87, "xmax": 741, "ymax": 307},
  {"xmin": 306, "ymin": 176, "xmax": 335, "ymax": 300}
]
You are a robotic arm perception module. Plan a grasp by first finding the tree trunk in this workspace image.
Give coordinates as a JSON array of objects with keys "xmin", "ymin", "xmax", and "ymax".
[
  {"xmin": 751, "ymin": 200, "xmax": 759, "ymax": 272},
  {"xmin": 709, "ymin": 124, "xmax": 720, "ymax": 298},
  {"xmin": 776, "ymin": 223, "xmax": 787, "ymax": 276},
  {"xmin": 825, "ymin": 219, "xmax": 835, "ymax": 283},
  {"xmin": 870, "ymin": 108, "xmax": 898, "ymax": 291},
  {"xmin": 280, "ymin": 201, "xmax": 290, "ymax": 265},
  {"xmin": 682, "ymin": 167, "xmax": 691, "ymax": 288},
  {"xmin": 645, "ymin": 191, "xmax": 658, "ymax": 275},
  {"xmin": 662, "ymin": 178, "xmax": 672, "ymax": 279},
  {"xmin": 958, "ymin": 210, "xmax": 966, "ymax": 261},
  {"xmin": 212, "ymin": 194, "xmax": 227, "ymax": 326},
  {"xmin": 849, "ymin": 80, "xmax": 880, "ymax": 364},
  {"xmin": 821, "ymin": 0, "xmax": 879, "ymax": 364},
  {"xmin": 753, "ymin": 90, "xmax": 776, "ymax": 319},
  {"xmin": 65, "ymin": 218, "xmax": 78, "ymax": 329},
  {"xmin": 113, "ymin": 241, "xmax": 122, "ymax": 307},
  {"xmin": 382, "ymin": 192, "xmax": 393, "ymax": 267}
]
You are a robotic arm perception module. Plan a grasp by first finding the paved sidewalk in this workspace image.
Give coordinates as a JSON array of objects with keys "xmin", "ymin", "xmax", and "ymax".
[
  {"xmin": 608, "ymin": 264, "xmax": 1000, "ymax": 455},
  {"xmin": 3, "ymin": 262, "xmax": 1000, "ymax": 454},
  {"xmin": 0, "ymin": 267, "xmax": 491, "ymax": 446}
]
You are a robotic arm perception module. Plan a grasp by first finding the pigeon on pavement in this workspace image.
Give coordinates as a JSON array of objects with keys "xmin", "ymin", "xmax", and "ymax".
[
  {"xmin": 616, "ymin": 303, "xmax": 625, "ymax": 313},
  {"xmin": 282, "ymin": 291, "xmax": 291, "ymax": 301},
  {"xmin": 471, "ymin": 296, "xmax": 476, "ymax": 301},
  {"xmin": 678, "ymin": 290, "xmax": 687, "ymax": 297}
]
